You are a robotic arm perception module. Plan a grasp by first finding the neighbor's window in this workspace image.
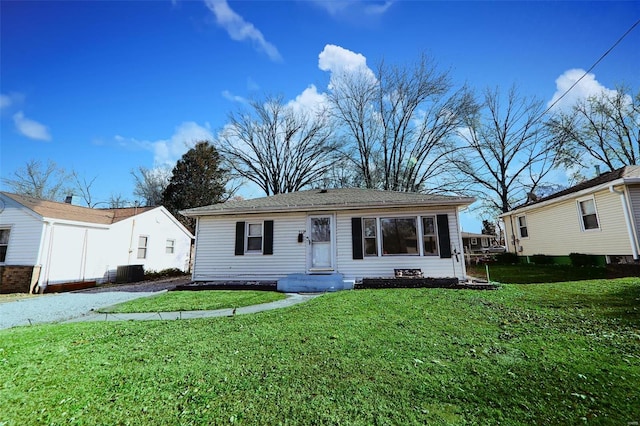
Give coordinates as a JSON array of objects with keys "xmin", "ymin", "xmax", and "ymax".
[
  {"xmin": 246, "ymin": 223, "xmax": 263, "ymax": 252},
  {"xmin": 0, "ymin": 228, "xmax": 10, "ymax": 262},
  {"xmin": 137, "ymin": 236, "xmax": 148, "ymax": 259},
  {"xmin": 517, "ymin": 216, "xmax": 528, "ymax": 238},
  {"xmin": 381, "ymin": 217, "xmax": 418, "ymax": 255},
  {"xmin": 422, "ymin": 216, "xmax": 438, "ymax": 256},
  {"xmin": 579, "ymin": 198, "xmax": 600, "ymax": 230},
  {"xmin": 166, "ymin": 239, "xmax": 175, "ymax": 254},
  {"xmin": 470, "ymin": 237, "xmax": 477, "ymax": 245},
  {"xmin": 363, "ymin": 218, "xmax": 378, "ymax": 256}
]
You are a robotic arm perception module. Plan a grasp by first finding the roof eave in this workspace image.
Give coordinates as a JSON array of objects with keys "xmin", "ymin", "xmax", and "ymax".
[
  {"xmin": 499, "ymin": 178, "xmax": 626, "ymax": 218},
  {"xmin": 182, "ymin": 197, "xmax": 476, "ymax": 217}
]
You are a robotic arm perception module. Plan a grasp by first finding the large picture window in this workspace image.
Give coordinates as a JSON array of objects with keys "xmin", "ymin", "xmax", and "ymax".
[
  {"xmin": 0, "ymin": 228, "xmax": 10, "ymax": 262},
  {"xmin": 578, "ymin": 198, "xmax": 600, "ymax": 230},
  {"xmin": 381, "ymin": 217, "xmax": 418, "ymax": 255}
]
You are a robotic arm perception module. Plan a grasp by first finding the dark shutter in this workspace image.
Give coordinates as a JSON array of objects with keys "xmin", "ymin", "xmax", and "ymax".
[
  {"xmin": 263, "ymin": 220, "xmax": 274, "ymax": 255},
  {"xmin": 235, "ymin": 222, "xmax": 245, "ymax": 255},
  {"xmin": 351, "ymin": 217, "xmax": 364, "ymax": 260},
  {"xmin": 437, "ymin": 214, "xmax": 451, "ymax": 258}
]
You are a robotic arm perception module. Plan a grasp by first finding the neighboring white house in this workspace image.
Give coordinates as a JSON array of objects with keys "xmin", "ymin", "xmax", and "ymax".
[
  {"xmin": 499, "ymin": 166, "xmax": 640, "ymax": 264},
  {"xmin": 0, "ymin": 192, "xmax": 193, "ymax": 293},
  {"xmin": 461, "ymin": 232, "xmax": 495, "ymax": 253},
  {"xmin": 182, "ymin": 188, "xmax": 475, "ymax": 289}
]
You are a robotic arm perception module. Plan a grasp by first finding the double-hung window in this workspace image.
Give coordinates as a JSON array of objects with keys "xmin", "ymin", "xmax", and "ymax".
[
  {"xmin": 422, "ymin": 216, "xmax": 438, "ymax": 256},
  {"xmin": 246, "ymin": 223, "xmax": 263, "ymax": 253},
  {"xmin": 0, "ymin": 228, "xmax": 10, "ymax": 263},
  {"xmin": 578, "ymin": 198, "xmax": 600, "ymax": 230},
  {"xmin": 517, "ymin": 216, "xmax": 528, "ymax": 238},
  {"xmin": 363, "ymin": 218, "xmax": 378, "ymax": 256},
  {"xmin": 137, "ymin": 236, "xmax": 148, "ymax": 259},
  {"xmin": 166, "ymin": 239, "xmax": 175, "ymax": 254}
]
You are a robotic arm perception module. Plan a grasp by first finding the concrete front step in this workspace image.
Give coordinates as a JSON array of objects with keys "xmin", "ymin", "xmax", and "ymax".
[{"xmin": 277, "ymin": 273, "xmax": 353, "ymax": 293}]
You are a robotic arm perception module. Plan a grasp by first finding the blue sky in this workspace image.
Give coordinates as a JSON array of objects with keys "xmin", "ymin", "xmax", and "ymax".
[{"xmin": 1, "ymin": 0, "xmax": 639, "ymax": 232}]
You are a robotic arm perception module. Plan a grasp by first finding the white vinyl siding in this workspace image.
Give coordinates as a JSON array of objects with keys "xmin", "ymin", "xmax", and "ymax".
[
  {"xmin": 192, "ymin": 207, "xmax": 467, "ymax": 282},
  {"xmin": 504, "ymin": 189, "xmax": 632, "ymax": 257},
  {"xmin": 192, "ymin": 213, "xmax": 306, "ymax": 281},
  {"xmin": 0, "ymin": 197, "xmax": 43, "ymax": 265}
]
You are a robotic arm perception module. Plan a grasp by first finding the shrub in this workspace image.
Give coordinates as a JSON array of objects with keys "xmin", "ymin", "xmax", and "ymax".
[
  {"xmin": 569, "ymin": 253, "xmax": 599, "ymax": 267},
  {"xmin": 495, "ymin": 252, "xmax": 520, "ymax": 265},
  {"xmin": 531, "ymin": 254, "xmax": 554, "ymax": 265},
  {"xmin": 144, "ymin": 268, "xmax": 188, "ymax": 280}
]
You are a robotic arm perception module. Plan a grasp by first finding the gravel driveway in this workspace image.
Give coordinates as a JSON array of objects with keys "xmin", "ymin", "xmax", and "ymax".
[{"xmin": 0, "ymin": 278, "xmax": 189, "ymax": 330}]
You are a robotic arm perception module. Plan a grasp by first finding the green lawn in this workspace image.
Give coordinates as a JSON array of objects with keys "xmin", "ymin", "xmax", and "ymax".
[
  {"xmin": 98, "ymin": 290, "xmax": 287, "ymax": 313},
  {"xmin": 1, "ymin": 279, "xmax": 639, "ymax": 425},
  {"xmin": 467, "ymin": 263, "xmax": 609, "ymax": 284}
]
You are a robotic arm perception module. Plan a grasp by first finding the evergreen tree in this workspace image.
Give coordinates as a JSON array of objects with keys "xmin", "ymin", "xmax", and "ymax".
[{"xmin": 162, "ymin": 141, "xmax": 229, "ymax": 232}]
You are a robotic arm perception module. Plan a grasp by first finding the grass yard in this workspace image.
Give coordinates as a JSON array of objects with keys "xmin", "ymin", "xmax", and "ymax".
[
  {"xmin": 98, "ymin": 290, "xmax": 287, "ymax": 313},
  {"xmin": 467, "ymin": 263, "xmax": 609, "ymax": 284},
  {"xmin": 1, "ymin": 278, "xmax": 639, "ymax": 425}
]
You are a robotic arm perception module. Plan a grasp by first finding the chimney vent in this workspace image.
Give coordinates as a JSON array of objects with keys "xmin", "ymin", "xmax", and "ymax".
[{"xmin": 64, "ymin": 195, "xmax": 73, "ymax": 204}]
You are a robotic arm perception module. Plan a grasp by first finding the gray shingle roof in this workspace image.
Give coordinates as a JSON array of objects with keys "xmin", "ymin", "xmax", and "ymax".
[{"xmin": 181, "ymin": 188, "xmax": 475, "ymax": 216}]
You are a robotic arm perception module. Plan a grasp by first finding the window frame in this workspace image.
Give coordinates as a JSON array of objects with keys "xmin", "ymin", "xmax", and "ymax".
[
  {"xmin": 165, "ymin": 239, "xmax": 175, "ymax": 255},
  {"xmin": 362, "ymin": 217, "xmax": 378, "ymax": 257},
  {"xmin": 470, "ymin": 237, "xmax": 477, "ymax": 245},
  {"xmin": 137, "ymin": 235, "xmax": 149, "ymax": 259},
  {"xmin": 246, "ymin": 222, "xmax": 263, "ymax": 254},
  {"xmin": 360, "ymin": 215, "xmax": 441, "ymax": 257},
  {"xmin": 577, "ymin": 197, "xmax": 600, "ymax": 232},
  {"xmin": 421, "ymin": 215, "xmax": 439, "ymax": 256},
  {"xmin": 517, "ymin": 215, "xmax": 529, "ymax": 239},
  {"xmin": 0, "ymin": 227, "xmax": 10, "ymax": 263}
]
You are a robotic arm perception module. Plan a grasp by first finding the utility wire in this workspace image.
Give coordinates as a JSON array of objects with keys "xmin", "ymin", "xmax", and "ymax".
[{"xmin": 527, "ymin": 17, "xmax": 640, "ymax": 129}]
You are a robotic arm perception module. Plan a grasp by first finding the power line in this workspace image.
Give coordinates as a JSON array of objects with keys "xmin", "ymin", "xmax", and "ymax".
[{"xmin": 524, "ymin": 17, "xmax": 640, "ymax": 131}]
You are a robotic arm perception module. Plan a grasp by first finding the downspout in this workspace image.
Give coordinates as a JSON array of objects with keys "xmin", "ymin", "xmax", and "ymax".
[
  {"xmin": 609, "ymin": 185, "xmax": 639, "ymax": 260},
  {"xmin": 128, "ymin": 219, "xmax": 136, "ymax": 265}
]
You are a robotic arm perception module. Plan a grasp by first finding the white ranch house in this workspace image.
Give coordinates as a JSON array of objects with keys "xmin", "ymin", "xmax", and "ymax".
[
  {"xmin": 182, "ymin": 188, "xmax": 475, "ymax": 291},
  {"xmin": 500, "ymin": 166, "xmax": 640, "ymax": 264},
  {"xmin": 0, "ymin": 192, "xmax": 193, "ymax": 293}
]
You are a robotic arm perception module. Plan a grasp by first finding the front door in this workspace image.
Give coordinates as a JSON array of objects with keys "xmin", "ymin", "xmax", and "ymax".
[{"xmin": 308, "ymin": 215, "xmax": 334, "ymax": 272}]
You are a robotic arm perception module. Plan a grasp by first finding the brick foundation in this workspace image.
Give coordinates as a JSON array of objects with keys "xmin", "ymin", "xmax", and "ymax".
[{"xmin": 0, "ymin": 265, "xmax": 41, "ymax": 294}]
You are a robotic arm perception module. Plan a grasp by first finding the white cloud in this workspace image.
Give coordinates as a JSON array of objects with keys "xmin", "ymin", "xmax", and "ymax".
[
  {"xmin": 152, "ymin": 122, "xmax": 214, "ymax": 167},
  {"xmin": 204, "ymin": 0, "xmax": 282, "ymax": 62},
  {"xmin": 318, "ymin": 44, "xmax": 376, "ymax": 89},
  {"xmin": 0, "ymin": 94, "xmax": 11, "ymax": 109},
  {"xmin": 12, "ymin": 111, "xmax": 52, "ymax": 141},
  {"xmin": 222, "ymin": 90, "xmax": 248, "ymax": 103},
  {"xmin": 114, "ymin": 122, "xmax": 214, "ymax": 168},
  {"xmin": 286, "ymin": 84, "xmax": 328, "ymax": 115},
  {"xmin": 547, "ymin": 69, "xmax": 619, "ymax": 112},
  {"xmin": 312, "ymin": 0, "xmax": 394, "ymax": 17}
]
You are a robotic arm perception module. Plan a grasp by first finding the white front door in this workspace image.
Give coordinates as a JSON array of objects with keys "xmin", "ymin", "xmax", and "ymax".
[{"xmin": 308, "ymin": 215, "xmax": 335, "ymax": 272}]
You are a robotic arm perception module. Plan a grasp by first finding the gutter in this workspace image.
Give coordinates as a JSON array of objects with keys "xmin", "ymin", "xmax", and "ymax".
[
  {"xmin": 182, "ymin": 198, "xmax": 477, "ymax": 217},
  {"xmin": 609, "ymin": 184, "xmax": 639, "ymax": 260}
]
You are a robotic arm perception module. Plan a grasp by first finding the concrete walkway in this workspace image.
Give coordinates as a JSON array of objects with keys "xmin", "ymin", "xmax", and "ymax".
[{"xmin": 62, "ymin": 292, "xmax": 322, "ymax": 324}]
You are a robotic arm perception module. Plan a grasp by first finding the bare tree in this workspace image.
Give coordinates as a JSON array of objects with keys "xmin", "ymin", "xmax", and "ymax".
[
  {"xmin": 450, "ymin": 86, "xmax": 556, "ymax": 214},
  {"xmin": 131, "ymin": 166, "xmax": 171, "ymax": 206},
  {"xmin": 2, "ymin": 159, "xmax": 70, "ymax": 201},
  {"xmin": 547, "ymin": 85, "xmax": 639, "ymax": 172},
  {"xmin": 327, "ymin": 54, "xmax": 475, "ymax": 192},
  {"xmin": 216, "ymin": 96, "xmax": 340, "ymax": 195},
  {"xmin": 108, "ymin": 193, "xmax": 129, "ymax": 208},
  {"xmin": 71, "ymin": 171, "xmax": 99, "ymax": 207}
]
